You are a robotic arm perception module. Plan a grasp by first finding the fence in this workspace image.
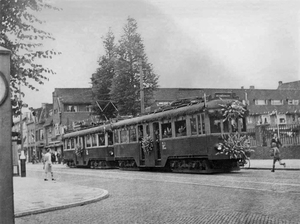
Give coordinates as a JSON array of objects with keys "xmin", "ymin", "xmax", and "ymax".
[{"xmin": 247, "ymin": 123, "xmax": 300, "ymax": 147}]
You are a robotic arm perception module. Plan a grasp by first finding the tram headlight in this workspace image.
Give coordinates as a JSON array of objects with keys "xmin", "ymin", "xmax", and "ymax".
[{"xmin": 215, "ymin": 143, "xmax": 223, "ymax": 151}]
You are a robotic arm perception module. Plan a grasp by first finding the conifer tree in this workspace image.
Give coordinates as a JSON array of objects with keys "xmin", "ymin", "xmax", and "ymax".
[
  {"xmin": 91, "ymin": 29, "xmax": 117, "ymax": 120},
  {"xmin": 110, "ymin": 17, "xmax": 159, "ymax": 116}
]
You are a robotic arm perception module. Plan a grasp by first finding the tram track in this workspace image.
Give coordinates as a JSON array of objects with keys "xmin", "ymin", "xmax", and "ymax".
[{"xmin": 27, "ymin": 166, "xmax": 300, "ymax": 195}]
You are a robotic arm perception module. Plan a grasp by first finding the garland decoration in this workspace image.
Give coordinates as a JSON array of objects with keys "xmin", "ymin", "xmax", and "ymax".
[
  {"xmin": 220, "ymin": 100, "xmax": 246, "ymax": 121},
  {"xmin": 216, "ymin": 132, "xmax": 254, "ymax": 164},
  {"xmin": 74, "ymin": 144, "xmax": 84, "ymax": 157},
  {"xmin": 141, "ymin": 136, "xmax": 154, "ymax": 154}
]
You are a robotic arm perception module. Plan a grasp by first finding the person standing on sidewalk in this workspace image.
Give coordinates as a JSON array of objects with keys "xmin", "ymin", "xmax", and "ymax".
[
  {"xmin": 271, "ymin": 142, "xmax": 286, "ymax": 172},
  {"xmin": 44, "ymin": 148, "xmax": 55, "ymax": 181}
]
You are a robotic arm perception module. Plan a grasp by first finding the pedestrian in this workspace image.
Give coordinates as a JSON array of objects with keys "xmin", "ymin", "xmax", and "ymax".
[
  {"xmin": 44, "ymin": 148, "xmax": 55, "ymax": 181},
  {"xmin": 271, "ymin": 142, "xmax": 286, "ymax": 172}
]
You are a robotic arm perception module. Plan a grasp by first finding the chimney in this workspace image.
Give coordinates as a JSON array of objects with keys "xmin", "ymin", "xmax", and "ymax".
[{"xmin": 250, "ymin": 86, "xmax": 255, "ymax": 89}]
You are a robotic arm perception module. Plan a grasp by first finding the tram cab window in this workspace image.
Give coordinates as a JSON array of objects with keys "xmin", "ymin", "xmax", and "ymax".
[
  {"xmin": 129, "ymin": 127, "xmax": 137, "ymax": 142},
  {"xmin": 86, "ymin": 134, "xmax": 91, "ymax": 147},
  {"xmin": 162, "ymin": 122, "xmax": 172, "ymax": 138},
  {"xmin": 190, "ymin": 117, "xmax": 197, "ymax": 135},
  {"xmin": 198, "ymin": 114, "xmax": 206, "ymax": 135},
  {"xmin": 98, "ymin": 133, "xmax": 105, "ymax": 146},
  {"xmin": 114, "ymin": 130, "xmax": 119, "ymax": 144},
  {"xmin": 120, "ymin": 129, "xmax": 128, "ymax": 143},
  {"xmin": 108, "ymin": 132, "xmax": 113, "ymax": 145},
  {"xmin": 175, "ymin": 120, "xmax": 186, "ymax": 137}
]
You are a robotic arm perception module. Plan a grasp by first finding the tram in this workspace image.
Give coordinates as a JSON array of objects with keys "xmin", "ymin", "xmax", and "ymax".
[
  {"xmin": 62, "ymin": 124, "xmax": 117, "ymax": 168},
  {"xmin": 112, "ymin": 92, "xmax": 247, "ymax": 173},
  {"xmin": 63, "ymin": 92, "xmax": 248, "ymax": 173}
]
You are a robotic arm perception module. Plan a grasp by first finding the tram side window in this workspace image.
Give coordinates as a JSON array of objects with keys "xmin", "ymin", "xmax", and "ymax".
[
  {"xmin": 197, "ymin": 114, "xmax": 206, "ymax": 134},
  {"xmin": 223, "ymin": 119, "xmax": 230, "ymax": 133},
  {"xmin": 210, "ymin": 118, "xmax": 221, "ymax": 133},
  {"xmin": 129, "ymin": 127, "xmax": 137, "ymax": 142},
  {"xmin": 120, "ymin": 129, "xmax": 128, "ymax": 143},
  {"xmin": 86, "ymin": 134, "xmax": 91, "ymax": 148},
  {"xmin": 91, "ymin": 134, "xmax": 97, "ymax": 147},
  {"xmin": 66, "ymin": 139, "xmax": 71, "ymax": 149},
  {"xmin": 190, "ymin": 117, "xmax": 197, "ymax": 135},
  {"xmin": 114, "ymin": 130, "xmax": 119, "ymax": 144},
  {"xmin": 108, "ymin": 132, "xmax": 113, "ymax": 145},
  {"xmin": 162, "ymin": 122, "xmax": 172, "ymax": 138},
  {"xmin": 71, "ymin": 138, "xmax": 75, "ymax": 149},
  {"xmin": 98, "ymin": 133, "xmax": 105, "ymax": 146},
  {"xmin": 175, "ymin": 120, "xmax": 186, "ymax": 137}
]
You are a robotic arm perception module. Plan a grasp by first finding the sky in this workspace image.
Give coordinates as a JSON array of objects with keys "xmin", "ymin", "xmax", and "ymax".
[{"xmin": 22, "ymin": 0, "xmax": 300, "ymax": 109}]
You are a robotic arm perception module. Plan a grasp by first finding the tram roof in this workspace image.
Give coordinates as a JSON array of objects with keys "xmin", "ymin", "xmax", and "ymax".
[
  {"xmin": 63, "ymin": 123, "xmax": 112, "ymax": 139},
  {"xmin": 112, "ymin": 98, "xmax": 238, "ymax": 129}
]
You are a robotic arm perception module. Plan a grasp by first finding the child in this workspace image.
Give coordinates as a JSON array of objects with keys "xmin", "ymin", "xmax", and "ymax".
[{"xmin": 271, "ymin": 142, "xmax": 286, "ymax": 172}]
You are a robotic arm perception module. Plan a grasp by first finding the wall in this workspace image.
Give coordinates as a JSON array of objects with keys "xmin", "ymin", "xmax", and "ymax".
[{"xmin": 250, "ymin": 145, "xmax": 300, "ymax": 159}]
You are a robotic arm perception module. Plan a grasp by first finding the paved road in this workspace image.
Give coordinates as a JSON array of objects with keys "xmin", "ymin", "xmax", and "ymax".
[{"xmin": 15, "ymin": 164, "xmax": 300, "ymax": 224}]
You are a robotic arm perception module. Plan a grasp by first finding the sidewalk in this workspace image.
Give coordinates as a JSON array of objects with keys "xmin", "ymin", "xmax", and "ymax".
[
  {"xmin": 14, "ymin": 176, "xmax": 108, "ymax": 218},
  {"xmin": 242, "ymin": 159, "xmax": 300, "ymax": 170}
]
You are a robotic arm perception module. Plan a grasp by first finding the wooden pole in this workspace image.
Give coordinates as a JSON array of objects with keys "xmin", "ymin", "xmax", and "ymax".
[{"xmin": 139, "ymin": 59, "xmax": 145, "ymax": 114}]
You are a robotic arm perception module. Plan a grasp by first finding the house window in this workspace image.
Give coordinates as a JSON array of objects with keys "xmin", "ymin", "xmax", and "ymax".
[
  {"xmin": 270, "ymin": 100, "xmax": 283, "ymax": 105},
  {"xmin": 288, "ymin": 100, "xmax": 299, "ymax": 105},
  {"xmin": 277, "ymin": 114, "xmax": 286, "ymax": 124},
  {"xmin": 86, "ymin": 105, "xmax": 92, "ymax": 112},
  {"xmin": 66, "ymin": 105, "xmax": 78, "ymax": 112},
  {"xmin": 261, "ymin": 115, "xmax": 270, "ymax": 124},
  {"xmin": 255, "ymin": 100, "xmax": 268, "ymax": 105}
]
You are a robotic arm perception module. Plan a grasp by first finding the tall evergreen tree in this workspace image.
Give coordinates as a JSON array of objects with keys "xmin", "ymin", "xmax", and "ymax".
[
  {"xmin": 111, "ymin": 17, "xmax": 159, "ymax": 116},
  {"xmin": 1, "ymin": 0, "xmax": 61, "ymax": 116},
  {"xmin": 91, "ymin": 29, "xmax": 117, "ymax": 120}
]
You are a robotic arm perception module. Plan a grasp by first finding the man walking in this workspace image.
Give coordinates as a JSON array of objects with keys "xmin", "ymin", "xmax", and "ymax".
[
  {"xmin": 271, "ymin": 142, "xmax": 286, "ymax": 172},
  {"xmin": 44, "ymin": 148, "xmax": 55, "ymax": 181}
]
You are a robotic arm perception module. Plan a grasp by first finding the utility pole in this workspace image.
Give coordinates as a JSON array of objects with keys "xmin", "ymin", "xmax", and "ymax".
[
  {"xmin": 139, "ymin": 59, "xmax": 145, "ymax": 114},
  {"xmin": 19, "ymin": 82, "xmax": 26, "ymax": 177},
  {"xmin": 0, "ymin": 46, "xmax": 14, "ymax": 224}
]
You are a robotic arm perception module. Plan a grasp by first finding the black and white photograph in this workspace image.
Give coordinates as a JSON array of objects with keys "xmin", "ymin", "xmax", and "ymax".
[{"xmin": 1, "ymin": 0, "xmax": 300, "ymax": 223}]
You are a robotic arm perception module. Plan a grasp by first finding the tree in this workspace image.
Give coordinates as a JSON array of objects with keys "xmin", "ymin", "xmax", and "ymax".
[
  {"xmin": 1, "ymin": 0, "xmax": 61, "ymax": 116},
  {"xmin": 91, "ymin": 29, "xmax": 117, "ymax": 121},
  {"xmin": 110, "ymin": 17, "xmax": 159, "ymax": 116}
]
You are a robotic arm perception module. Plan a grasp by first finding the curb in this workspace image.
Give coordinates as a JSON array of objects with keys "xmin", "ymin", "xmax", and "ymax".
[
  {"xmin": 14, "ymin": 190, "xmax": 109, "ymax": 218},
  {"xmin": 241, "ymin": 167, "xmax": 300, "ymax": 171}
]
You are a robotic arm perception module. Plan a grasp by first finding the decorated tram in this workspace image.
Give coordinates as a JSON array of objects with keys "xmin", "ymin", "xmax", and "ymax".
[
  {"xmin": 63, "ymin": 124, "xmax": 117, "ymax": 168},
  {"xmin": 63, "ymin": 92, "xmax": 250, "ymax": 173}
]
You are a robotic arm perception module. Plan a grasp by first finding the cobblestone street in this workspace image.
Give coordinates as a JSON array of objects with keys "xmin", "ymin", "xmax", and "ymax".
[{"xmin": 15, "ymin": 164, "xmax": 300, "ymax": 224}]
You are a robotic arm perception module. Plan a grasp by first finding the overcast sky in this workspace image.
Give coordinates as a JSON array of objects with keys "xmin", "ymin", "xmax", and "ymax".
[{"xmin": 22, "ymin": 0, "xmax": 300, "ymax": 108}]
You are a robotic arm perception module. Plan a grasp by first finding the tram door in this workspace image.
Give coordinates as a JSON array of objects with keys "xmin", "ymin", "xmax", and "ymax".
[
  {"xmin": 76, "ymin": 136, "xmax": 85, "ymax": 165},
  {"xmin": 145, "ymin": 123, "xmax": 156, "ymax": 167}
]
